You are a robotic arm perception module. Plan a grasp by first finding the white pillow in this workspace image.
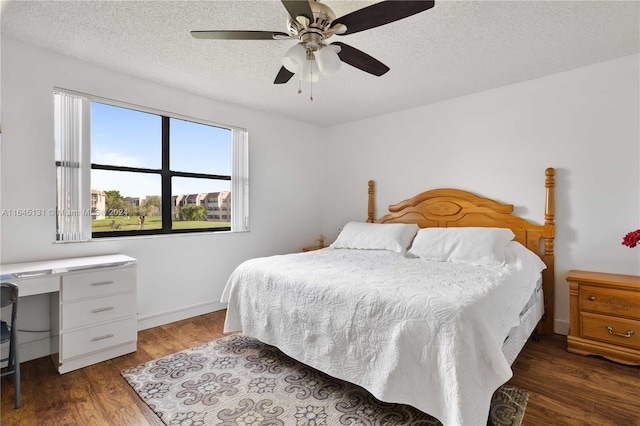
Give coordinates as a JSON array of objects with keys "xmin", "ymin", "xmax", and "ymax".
[
  {"xmin": 505, "ymin": 240, "xmax": 547, "ymax": 272},
  {"xmin": 407, "ymin": 227, "xmax": 515, "ymax": 266},
  {"xmin": 330, "ymin": 222, "xmax": 419, "ymax": 253}
]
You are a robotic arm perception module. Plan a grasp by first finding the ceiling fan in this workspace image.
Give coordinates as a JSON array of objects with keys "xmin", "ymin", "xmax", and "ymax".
[{"xmin": 191, "ymin": 0, "xmax": 435, "ymax": 90}]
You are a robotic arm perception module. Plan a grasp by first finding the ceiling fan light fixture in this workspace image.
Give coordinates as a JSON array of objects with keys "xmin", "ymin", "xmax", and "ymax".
[
  {"xmin": 299, "ymin": 58, "xmax": 320, "ymax": 82},
  {"xmin": 282, "ymin": 42, "xmax": 306, "ymax": 73},
  {"xmin": 316, "ymin": 44, "xmax": 341, "ymax": 75}
]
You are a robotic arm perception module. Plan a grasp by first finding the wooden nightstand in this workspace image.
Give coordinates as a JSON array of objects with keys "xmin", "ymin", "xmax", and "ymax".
[
  {"xmin": 567, "ymin": 270, "xmax": 640, "ymax": 365},
  {"xmin": 302, "ymin": 245, "xmax": 325, "ymax": 252}
]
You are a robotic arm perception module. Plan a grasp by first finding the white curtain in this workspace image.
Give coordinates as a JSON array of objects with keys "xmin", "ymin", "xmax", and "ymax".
[
  {"xmin": 231, "ymin": 128, "xmax": 249, "ymax": 232},
  {"xmin": 54, "ymin": 91, "xmax": 91, "ymax": 241}
]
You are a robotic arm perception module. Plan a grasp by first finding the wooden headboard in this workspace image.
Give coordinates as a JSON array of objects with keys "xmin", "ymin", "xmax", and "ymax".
[{"xmin": 366, "ymin": 168, "xmax": 556, "ymax": 335}]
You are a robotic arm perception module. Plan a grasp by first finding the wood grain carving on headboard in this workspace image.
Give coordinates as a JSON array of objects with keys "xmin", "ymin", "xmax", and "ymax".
[{"xmin": 367, "ymin": 168, "xmax": 556, "ymax": 335}]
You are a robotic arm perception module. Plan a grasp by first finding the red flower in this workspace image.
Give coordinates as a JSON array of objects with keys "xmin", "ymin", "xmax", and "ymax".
[{"xmin": 622, "ymin": 229, "xmax": 640, "ymax": 248}]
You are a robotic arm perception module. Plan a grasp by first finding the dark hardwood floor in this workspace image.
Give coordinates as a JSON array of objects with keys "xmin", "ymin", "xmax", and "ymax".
[{"xmin": 2, "ymin": 310, "xmax": 639, "ymax": 425}]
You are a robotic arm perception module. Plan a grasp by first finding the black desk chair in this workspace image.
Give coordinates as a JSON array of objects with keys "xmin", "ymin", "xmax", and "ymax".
[{"xmin": 1, "ymin": 282, "xmax": 21, "ymax": 408}]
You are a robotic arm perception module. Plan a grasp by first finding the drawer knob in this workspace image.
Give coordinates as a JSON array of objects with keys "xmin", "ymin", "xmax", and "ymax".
[
  {"xmin": 606, "ymin": 326, "xmax": 635, "ymax": 338},
  {"xmin": 588, "ymin": 296, "xmax": 596, "ymax": 301}
]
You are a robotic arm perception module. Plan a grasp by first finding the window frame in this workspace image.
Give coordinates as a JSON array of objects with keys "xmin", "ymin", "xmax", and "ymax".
[{"xmin": 54, "ymin": 89, "xmax": 249, "ymax": 241}]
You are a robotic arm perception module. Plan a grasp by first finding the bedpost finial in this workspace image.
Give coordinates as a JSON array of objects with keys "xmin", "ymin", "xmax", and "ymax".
[
  {"xmin": 545, "ymin": 168, "xmax": 556, "ymax": 187},
  {"xmin": 367, "ymin": 180, "xmax": 375, "ymax": 223},
  {"xmin": 544, "ymin": 167, "xmax": 556, "ymax": 255}
]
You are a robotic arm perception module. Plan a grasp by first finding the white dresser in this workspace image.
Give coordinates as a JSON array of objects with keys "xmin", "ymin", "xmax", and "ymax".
[{"xmin": 0, "ymin": 254, "xmax": 137, "ymax": 373}]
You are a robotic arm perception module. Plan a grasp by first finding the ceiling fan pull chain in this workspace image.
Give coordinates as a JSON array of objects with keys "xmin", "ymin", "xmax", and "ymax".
[
  {"xmin": 310, "ymin": 72, "xmax": 314, "ymax": 101},
  {"xmin": 298, "ymin": 79, "xmax": 302, "ymax": 95}
]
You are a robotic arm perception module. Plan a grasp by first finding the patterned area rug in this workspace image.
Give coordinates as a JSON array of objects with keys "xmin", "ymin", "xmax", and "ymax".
[{"xmin": 122, "ymin": 335, "xmax": 528, "ymax": 426}]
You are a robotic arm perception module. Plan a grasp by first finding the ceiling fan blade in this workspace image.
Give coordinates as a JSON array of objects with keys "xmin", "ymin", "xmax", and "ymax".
[
  {"xmin": 280, "ymin": 1, "xmax": 314, "ymax": 22},
  {"xmin": 274, "ymin": 66, "xmax": 295, "ymax": 84},
  {"xmin": 331, "ymin": 42, "xmax": 389, "ymax": 76},
  {"xmin": 191, "ymin": 30, "xmax": 290, "ymax": 40},
  {"xmin": 333, "ymin": 0, "xmax": 435, "ymax": 35}
]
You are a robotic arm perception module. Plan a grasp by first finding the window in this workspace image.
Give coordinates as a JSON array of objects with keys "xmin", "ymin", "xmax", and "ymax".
[{"xmin": 54, "ymin": 90, "xmax": 248, "ymax": 241}]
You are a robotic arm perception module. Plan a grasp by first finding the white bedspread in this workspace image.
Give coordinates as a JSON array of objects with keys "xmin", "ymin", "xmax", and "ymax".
[{"xmin": 221, "ymin": 242, "xmax": 545, "ymax": 426}]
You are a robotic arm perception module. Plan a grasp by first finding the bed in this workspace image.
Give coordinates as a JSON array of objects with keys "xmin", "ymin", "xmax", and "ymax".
[{"xmin": 221, "ymin": 168, "xmax": 556, "ymax": 426}]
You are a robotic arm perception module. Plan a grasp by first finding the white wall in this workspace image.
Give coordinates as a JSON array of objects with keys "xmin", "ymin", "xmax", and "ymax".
[
  {"xmin": 1, "ymin": 39, "xmax": 325, "ymax": 359},
  {"xmin": 323, "ymin": 54, "xmax": 640, "ymax": 335}
]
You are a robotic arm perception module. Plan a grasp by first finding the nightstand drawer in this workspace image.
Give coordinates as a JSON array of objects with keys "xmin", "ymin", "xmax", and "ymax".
[
  {"xmin": 580, "ymin": 285, "xmax": 640, "ymax": 319},
  {"xmin": 581, "ymin": 312, "xmax": 640, "ymax": 350}
]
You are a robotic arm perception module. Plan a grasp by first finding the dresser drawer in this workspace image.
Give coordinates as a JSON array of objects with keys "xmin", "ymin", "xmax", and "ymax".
[
  {"xmin": 62, "ymin": 292, "xmax": 137, "ymax": 331},
  {"xmin": 581, "ymin": 312, "xmax": 640, "ymax": 350},
  {"xmin": 580, "ymin": 285, "xmax": 640, "ymax": 319},
  {"xmin": 62, "ymin": 267, "xmax": 136, "ymax": 301},
  {"xmin": 61, "ymin": 317, "xmax": 137, "ymax": 360}
]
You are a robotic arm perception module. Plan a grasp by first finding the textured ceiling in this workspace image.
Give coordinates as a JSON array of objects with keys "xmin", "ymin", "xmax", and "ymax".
[{"xmin": 1, "ymin": 0, "xmax": 639, "ymax": 127}]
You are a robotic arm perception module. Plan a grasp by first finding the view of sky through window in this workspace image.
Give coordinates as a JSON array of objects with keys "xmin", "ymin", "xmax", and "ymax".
[{"xmin": 91, "ymin": 102, "xmax": 231, "ymax": 200}]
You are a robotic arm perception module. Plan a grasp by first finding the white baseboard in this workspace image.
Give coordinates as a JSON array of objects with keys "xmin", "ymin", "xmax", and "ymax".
[
  {"xmin": 3, "ymin": 334, "xmax": 53, "ymax": 365},
  {"xmin": 137, "ymin": 300, "xmax": 227, "ymax": 331},
  {"xmin": 555, "ymin": 318, "xmax": 570, "ymax": 336}
]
